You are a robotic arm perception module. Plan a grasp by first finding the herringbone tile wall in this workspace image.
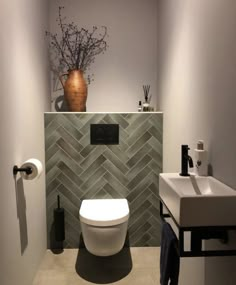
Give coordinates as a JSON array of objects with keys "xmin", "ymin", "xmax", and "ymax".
[{"xmin": 45, "ymin": 113, "xmax": 163, "ymax": 248}]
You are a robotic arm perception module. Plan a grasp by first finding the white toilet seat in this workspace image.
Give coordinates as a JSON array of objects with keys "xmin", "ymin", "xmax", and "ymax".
[{"xmin": 79, "ymin": 199, "xmax": 129, "ymax": 227}]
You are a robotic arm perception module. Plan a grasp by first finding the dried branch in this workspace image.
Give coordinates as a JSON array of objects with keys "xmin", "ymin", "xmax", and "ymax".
[{"xmin": 46, "ymin": 6, "xmax": 108, "ymax": 81}]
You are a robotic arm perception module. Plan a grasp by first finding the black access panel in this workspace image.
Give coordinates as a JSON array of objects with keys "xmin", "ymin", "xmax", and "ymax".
[{"xmin": 90, "ymin": 124, "xmax": 119, "ymax": 145}]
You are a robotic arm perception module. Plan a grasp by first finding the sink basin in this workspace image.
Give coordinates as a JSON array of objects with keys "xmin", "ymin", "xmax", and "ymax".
[{"xmin": 159, "ymin": 173, "xmax": 236, "ymax": 227}]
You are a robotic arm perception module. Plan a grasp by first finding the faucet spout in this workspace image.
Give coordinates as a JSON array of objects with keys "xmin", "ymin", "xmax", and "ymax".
[
  {"xmin": 188, "ymin": 155, "xmax": 194, "ymax": 168},
  {"xmin": 180, "ymin": 144, "xmax": 193, "ymax": 176}
]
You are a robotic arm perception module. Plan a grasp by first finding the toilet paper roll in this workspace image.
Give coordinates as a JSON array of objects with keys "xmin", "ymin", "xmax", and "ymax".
[{"xmin": 20, "ymin": 158, "xmax": 43, "ymax": 180}]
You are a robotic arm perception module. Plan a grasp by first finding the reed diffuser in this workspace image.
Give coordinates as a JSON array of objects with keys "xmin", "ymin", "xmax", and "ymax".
[{"xmin": 142, "ymin": 85, "xmax": 152, "ymax": 111}]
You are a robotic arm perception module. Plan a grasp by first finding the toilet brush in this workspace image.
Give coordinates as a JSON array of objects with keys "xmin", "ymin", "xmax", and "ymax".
[{"xmin": 54, "ymin": 194, "xmax": 65, "ymax": 242}]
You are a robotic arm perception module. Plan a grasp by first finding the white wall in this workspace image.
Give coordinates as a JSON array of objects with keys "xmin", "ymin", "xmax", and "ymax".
[
  {"xmin": 0, "ymin": 0, "xmax": 51, "ymax": 285},
  {"xmin": 49, "ymin": 0, "xmax": 158, "ymax": 112},
  {"xmin": 157, "ymin": 0, "xmax": 236, "ymax": 284}
]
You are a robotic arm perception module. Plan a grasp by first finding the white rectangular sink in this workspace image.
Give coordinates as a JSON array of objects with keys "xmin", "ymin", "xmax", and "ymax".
[{"xmin": 159, "ymin": 173, "xmax": 236, "ymax": 227}]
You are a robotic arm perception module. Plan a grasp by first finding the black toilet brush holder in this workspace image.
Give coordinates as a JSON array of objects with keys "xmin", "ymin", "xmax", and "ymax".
[{"xmin": 54, "ymin": 195, "xmax": 65, "ymax": 242}]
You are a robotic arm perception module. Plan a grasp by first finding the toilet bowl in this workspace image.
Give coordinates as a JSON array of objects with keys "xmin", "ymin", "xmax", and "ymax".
[{"xmin": 79, "ymin": 199, "xmax": 129, "ymax": 256}]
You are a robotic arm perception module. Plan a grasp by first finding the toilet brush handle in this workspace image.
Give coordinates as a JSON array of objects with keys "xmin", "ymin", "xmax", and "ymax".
[{"xmin": 57, "ymin": 195, "xmax": 60, "ymax": 209}]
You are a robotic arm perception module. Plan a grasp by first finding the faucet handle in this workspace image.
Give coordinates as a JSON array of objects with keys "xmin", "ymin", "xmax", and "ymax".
[{"xmin": 182, "ymin": 144, "xmax": 189, "ymax": 149}]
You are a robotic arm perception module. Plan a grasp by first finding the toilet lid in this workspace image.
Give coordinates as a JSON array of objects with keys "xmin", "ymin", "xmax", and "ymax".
[{"xmin": 79, "ymin": 199, "xmax": 130, "ymax": 226}]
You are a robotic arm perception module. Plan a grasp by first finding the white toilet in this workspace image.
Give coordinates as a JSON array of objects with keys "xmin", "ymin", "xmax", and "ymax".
[{"xmin": 79, "ymin": 199, "xmax": 129, "ymax": 256}]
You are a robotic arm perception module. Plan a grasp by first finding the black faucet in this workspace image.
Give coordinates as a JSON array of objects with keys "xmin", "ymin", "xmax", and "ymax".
[{"xmin": 180, "ymin": 145, "xmax": 193, "ymax": 176}]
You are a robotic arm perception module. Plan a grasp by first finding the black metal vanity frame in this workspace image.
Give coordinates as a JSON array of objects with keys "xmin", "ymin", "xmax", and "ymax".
[{"xmin": 160, "ymin": 199, "xmax": 236, "ymax": 257}]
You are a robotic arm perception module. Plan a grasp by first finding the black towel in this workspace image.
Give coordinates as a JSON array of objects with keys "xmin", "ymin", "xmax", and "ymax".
[{"xmin": 160, "ymin": 222, "xmax": 180, "ymax": 285}]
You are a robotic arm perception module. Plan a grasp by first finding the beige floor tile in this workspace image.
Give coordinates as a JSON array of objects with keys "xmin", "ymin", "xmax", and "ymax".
[
  {"xmin": 38, "ymin": 249, "xmax": 78, "ymax": 271},
  {"xmin": 118, "ymin": 268, "xmax": 159, "ymax": 285},
  {"xmin": 130, "ymin": 247, "xmax": 160, "ymax": 269},
  {"xmin": 33, "ymin": 270, "xmax": 69, "ymax": 285}
]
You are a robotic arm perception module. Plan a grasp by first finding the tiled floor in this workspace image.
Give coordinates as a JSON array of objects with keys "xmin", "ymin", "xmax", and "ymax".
[{"xmin": 33, "ymin": 247, "xmax": 160, "ymax": 285}]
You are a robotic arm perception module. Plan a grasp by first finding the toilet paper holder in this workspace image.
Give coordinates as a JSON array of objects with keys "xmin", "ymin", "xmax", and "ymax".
[{"xmin": 13, "ymin": 165, "xmax": 33, "ymax": 176}]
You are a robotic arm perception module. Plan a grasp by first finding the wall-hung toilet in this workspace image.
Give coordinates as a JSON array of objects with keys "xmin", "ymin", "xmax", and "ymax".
[{"xmin": 79, "ymin": 199, "xmax": 129, "ymax": 256}]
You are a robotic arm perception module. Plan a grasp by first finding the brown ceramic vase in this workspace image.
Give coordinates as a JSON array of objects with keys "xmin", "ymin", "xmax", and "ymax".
[{"xmin": 60, "ymin": 70, "xmax": 87, "ymax": 112}]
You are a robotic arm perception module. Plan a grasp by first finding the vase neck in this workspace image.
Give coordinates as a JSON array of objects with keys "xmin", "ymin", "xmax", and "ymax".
[{"xmin": 69, "ymin": 69, "xmax": 83, "ymax": 74}]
